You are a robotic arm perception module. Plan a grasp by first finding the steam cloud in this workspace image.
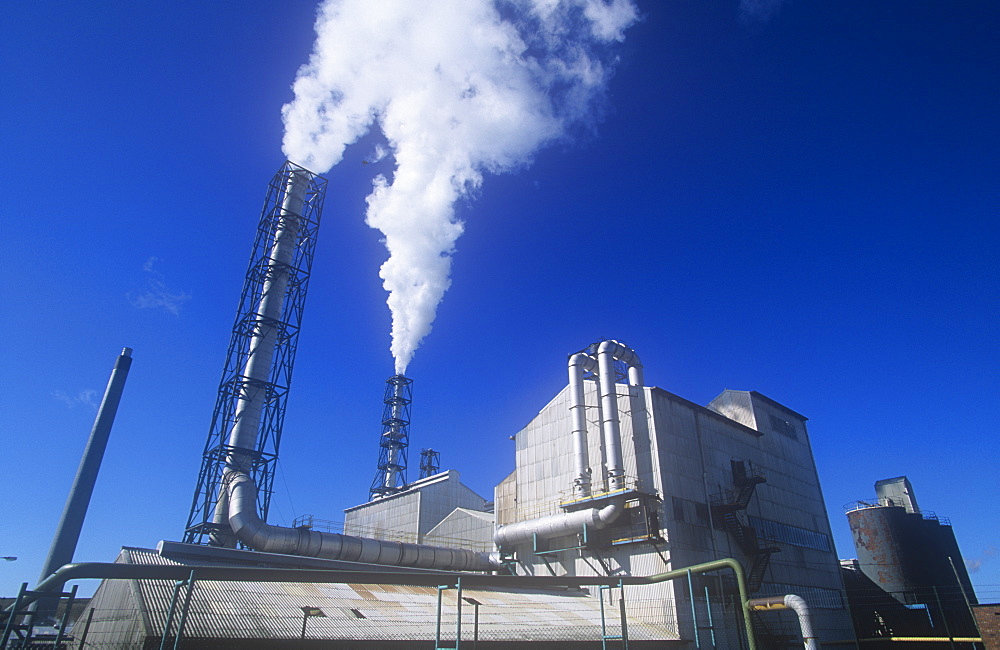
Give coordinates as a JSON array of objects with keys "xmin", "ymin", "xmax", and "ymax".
[{"xmin": 283, "ymin": 0, "xmax": 637, "ymax": 374}]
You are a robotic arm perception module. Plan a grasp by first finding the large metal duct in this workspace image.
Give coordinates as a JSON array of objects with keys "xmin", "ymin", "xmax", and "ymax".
[
  {"xmin": 493, "ymin": 499, "xmax": 622, "ymax": 548},
  {"xmin": 568, "ymin": 352, "xmax": 598, "ymax": 498},
  {"xmin": 211, "ymin": 170, "xmax": 309, "ymax": 544},
  {"xmin": 226, "ymin": 170, "xmax": 309, "ymax": 468},
  {"xmin": 225, "ymin": 470, "xmax": 499, "ymax": 571},
  {"xmin": 595, "ymin": 340, "xmax": 643, "ymax": 491},
  {"xmin": 494, "ymin": 340, "xmax": 643, "ymax": 548}
]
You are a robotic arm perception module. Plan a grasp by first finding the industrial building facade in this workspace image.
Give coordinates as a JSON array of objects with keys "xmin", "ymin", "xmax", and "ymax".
[
  {"xmin": 64, "ymin": 346, "xmax": 858, "ymax": 648},
  {"xmin": 494, "ymin": 377, "xmax": 855, "ymax": 645}
]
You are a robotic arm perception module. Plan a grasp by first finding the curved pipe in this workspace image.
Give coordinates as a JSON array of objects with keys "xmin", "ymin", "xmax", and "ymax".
[
  {"xmin": 595, "ymin": 340, "xmax": 643, "ymax": 491},
  {"xmin": 568, "ymin": 352, "xmax": 598, "ymax": 497},
  {"xmin": 212, "ymin": 171, "xmax": 310, "ymax": 546},
  {"xmin": 226, "ymin": 471, "xmax": 498, "ymax": 572},
  {"xmin": 749, "ymin": 594, "xmax": 819, "ymax": 650},
  {"xmin": 494, "ymin": 341, "xmax": 642, "ymax": 548},
  {"xmin": 494, "ymin": 499, "xmax": 622, "ymax": 548}
]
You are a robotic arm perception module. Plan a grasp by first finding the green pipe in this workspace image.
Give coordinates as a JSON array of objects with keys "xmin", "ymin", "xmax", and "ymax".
[{"xmin": 646, "ymin": 558, "xmax": 755, "ymax": 650}]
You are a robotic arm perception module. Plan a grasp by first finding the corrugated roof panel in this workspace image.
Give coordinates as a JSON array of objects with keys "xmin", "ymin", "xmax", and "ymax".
[{"xmin": 86, "ymin": 546, "xmax": 678, "ymax": 643}]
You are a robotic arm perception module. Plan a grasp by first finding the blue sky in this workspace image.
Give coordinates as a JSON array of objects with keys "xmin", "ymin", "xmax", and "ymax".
[{"xmin": 2, "ymin": 0, "xmax": 997, "ymax": 603}]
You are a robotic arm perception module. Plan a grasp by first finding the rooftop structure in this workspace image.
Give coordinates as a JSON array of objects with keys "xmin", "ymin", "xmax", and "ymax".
[{"xmin": 843, "ymin": 477, "xmax": 979, "ymax": 642}]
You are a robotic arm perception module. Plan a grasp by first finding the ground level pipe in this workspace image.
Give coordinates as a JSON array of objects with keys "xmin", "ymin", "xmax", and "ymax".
[
  {"xmin": 18, "ymin": 557, "xmax": 756, "ymax": 649},
  {"xmin": 749, "ymin": 594, "xmax": 819, "ymax": 649}
]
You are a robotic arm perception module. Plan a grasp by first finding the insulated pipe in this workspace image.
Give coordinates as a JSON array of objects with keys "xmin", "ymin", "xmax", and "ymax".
[
  {"xmin": 493, "ymin": 499, "xmax": 622, "ymax": 548},
  {"xmin": 226, "ymin": 171, "xmax": 309, "ymax": 467},
  {"xmin": 595, "ymin": 340, "xmax": 643, "ymax": 491},
  {"xmin": 225, "ymin": 471, "xmax": 498, "ymax": 571},
  {"xmin": 568, "ymin": 352, "xmax": 598, "ymax": 498},
  {"xmin": 212, "ymin": 171, "xmax": 309, "ymax": 545},
  {"xmin": 749, "ymin": 594, "xmax": 819, "ymax": 650}
]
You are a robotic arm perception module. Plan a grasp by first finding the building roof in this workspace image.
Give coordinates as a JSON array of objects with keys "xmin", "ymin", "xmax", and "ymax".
[{"xmin": 86, "ymin": 546, "xmax": 678, "ymax": 644}]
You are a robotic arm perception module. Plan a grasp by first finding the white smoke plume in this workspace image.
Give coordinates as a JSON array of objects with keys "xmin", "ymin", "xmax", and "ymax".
[{"xmin": 283, "ymin": 0, "xmax": 637, "ymax": 374}]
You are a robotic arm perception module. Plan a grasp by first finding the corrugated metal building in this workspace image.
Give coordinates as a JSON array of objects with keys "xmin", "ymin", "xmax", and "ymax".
[
  {"xmin": 69, "ymin": 343, "xmax": 856, "ymax": 647},
  {"xmin": 76, "ymin": 544, "xmax": 680, "ymax": 648},
  {"xmin": 495, "ymin": 381, "xmax": 856, "ymax": 646},
  {"xmin": 343, "ymin": 470, "xmax": 490, "ymax": 545}
]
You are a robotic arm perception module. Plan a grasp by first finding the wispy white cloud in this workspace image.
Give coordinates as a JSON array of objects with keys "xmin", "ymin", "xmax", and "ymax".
[
  {"xmin": 128, "ymin": 256, "xmax": 191, "ymax": 315},
  {"xmin": 740, "ymin": 0, "xmax": 788, "ymax": 23},
  {"xmin": 966, "ymin": 545, "xmax": 997, "ymax": 573},
  {"xmin": 52, "ymin": 389, "xmax": 99, "ymax": 410}
]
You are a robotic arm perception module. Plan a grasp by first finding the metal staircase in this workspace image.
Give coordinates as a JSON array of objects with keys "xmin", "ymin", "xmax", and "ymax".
[{"xmin": 711, "ymin": 463, "xmax": 780, "ymax": 593}]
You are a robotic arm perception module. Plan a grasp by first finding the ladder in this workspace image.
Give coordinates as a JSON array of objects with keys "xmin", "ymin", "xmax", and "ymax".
[
  {"xmin": 599, "ymin": 579, "xmax": 629, "ymax": 649},
  {"xmin": 1, "ymin": 582, "xmax": 78, "ymax": 649}
]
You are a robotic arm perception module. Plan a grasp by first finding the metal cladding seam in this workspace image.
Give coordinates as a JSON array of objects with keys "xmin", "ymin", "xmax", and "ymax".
[{"xmin": 225, "ymin": 470, "xmax": 499, "ymax": 571}]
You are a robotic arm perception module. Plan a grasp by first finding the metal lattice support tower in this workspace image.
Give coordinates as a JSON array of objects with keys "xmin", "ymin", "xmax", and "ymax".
[
  {"xmin": 418, "ymin": 448, "xmax": 440, "ymax": 479},
  {"xmin": 369, "ymin": 375, "xmax": 412, "ymax": 499},
  {"xmin": 184, "ymin": 161, "xmax": 326, "ymax": 546}
]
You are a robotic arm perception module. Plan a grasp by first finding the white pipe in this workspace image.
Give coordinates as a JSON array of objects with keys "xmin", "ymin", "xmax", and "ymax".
[
  {"xmin": 568, "ymin": 352, "xmax": 598, "ymax": 498},
  {"xmin": 212, "ymin": 170, "xmax": 309, "ymax": 544},
  {"xmin": 226, "ymin": 171, "xmax": 309, "ymax": 466},
  {"xmin": 595, "ymin": 340, "xmax": 643, "ymax": 491},
  {"xmin": 493, "ymin": 341, "xmax": 642, "ymax": 549},
  {"xmin": 784, "ymin": 594, "xmax": 819, "ymax": 650},
  {"xmin": 225, "ymin": 470, "xmax": 499, "ymax": 571},
  {"xmin": 493, "ymin": 499, "xmax": 623, "ymax": 548},
  {"xmin": 748, "ymin": 594, "xmax": 819, "ymax": 650}
]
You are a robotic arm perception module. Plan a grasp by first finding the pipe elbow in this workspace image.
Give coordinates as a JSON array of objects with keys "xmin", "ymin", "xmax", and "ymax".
[
  {"xmin": 784, "ymin": 594, "xmax": 807, "ymax": 611},
  {"xmin": 568, "ymin": 352, "xmax": 598, "ymax": 371},
  {"xmin": 597, "ymin": 499, "xmax": 624, "ymax": 526},
  {"xmin": 597, "ymin": 340, "xmax": 642, "ymax": 374}
]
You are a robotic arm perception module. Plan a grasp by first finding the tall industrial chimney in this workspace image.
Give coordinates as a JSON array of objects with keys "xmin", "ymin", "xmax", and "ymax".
[
  {"xmin": 369, "ymin": 374, "xmax": 412, "ymax": 499},
  {"xmin": 34, "ymin": 348, "xmax": 132, "ymax": 618},
  {"xmin": 184, "ymin": 161, "xmax": 326, "ymax": 546}
]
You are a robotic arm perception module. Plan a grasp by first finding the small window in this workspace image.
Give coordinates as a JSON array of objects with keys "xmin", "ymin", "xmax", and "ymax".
[
  {"xmin": 672, "ymin": 497, "xmax": 686, "ymax": 522},
  {"xmin": 768, "ymin": 413, "xmax": 798, "ymax": 440},
  {"xmin": 694, "ymin": 502, "xmax": 710, "ymax": 527}
]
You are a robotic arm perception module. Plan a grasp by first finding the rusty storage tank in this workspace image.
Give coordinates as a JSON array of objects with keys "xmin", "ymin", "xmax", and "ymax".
[{"xmin": 847, "ymin": 503, "xmax": 921, "ymax": 604}]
